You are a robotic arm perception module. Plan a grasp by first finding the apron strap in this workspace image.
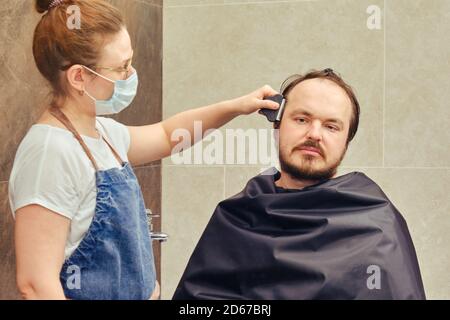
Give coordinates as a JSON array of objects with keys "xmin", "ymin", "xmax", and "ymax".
[
  {"xmin": 96, "ymin": 120, "xmax": 126, "ymax": 166},
  {"xmin": 48, "ymin": 106, "xmax": 124, "ymax": 171}
]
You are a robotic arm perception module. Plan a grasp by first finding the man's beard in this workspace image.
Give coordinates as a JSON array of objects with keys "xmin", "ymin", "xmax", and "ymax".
[{"xmin": 278, "ymin": 143, "xmax": 347, "ymax": 182}]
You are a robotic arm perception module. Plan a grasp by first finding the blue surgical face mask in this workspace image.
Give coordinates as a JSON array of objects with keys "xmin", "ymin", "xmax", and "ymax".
[{"xmin": 83, "ymin": 65, "xmax": 139, "ymax": 116}]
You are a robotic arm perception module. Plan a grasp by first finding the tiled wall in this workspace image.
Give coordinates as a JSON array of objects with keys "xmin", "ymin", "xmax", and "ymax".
[
  {"xmin": 0, "ymin": 0, "xmax": 163, "ymax": 299},
  {"xmin": 162, "ymin": 0, "xmax": 450, "ymax": 299}
]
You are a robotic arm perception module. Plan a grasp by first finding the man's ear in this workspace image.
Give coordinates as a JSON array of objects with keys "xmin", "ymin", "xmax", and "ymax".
[{"xmin": 66, "ymin": 64, "xmax": 87, "ymax": 93}]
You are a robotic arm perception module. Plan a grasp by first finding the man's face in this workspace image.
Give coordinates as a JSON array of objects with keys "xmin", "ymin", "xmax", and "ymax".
[{"xmin": 277, "ymin": 78, "xmax": 352, "ymax": 181}]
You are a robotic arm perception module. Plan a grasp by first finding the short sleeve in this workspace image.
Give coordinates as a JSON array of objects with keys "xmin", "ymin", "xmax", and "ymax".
[{"xmin": 9, "ymin": 129, "xmax": 81, "ymax": 220}]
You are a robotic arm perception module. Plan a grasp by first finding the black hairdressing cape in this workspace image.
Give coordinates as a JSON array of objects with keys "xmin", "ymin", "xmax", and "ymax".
[{"xmin": 173, "ymin": 169, "xmax": 426, "ymax": 300}]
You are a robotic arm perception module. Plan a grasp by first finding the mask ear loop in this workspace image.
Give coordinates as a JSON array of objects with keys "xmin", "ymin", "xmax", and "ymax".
[
  {"xmin": 81, "ymin": 65, "xmax": 116, "ymax": 100},
  {"xmin": 82, "ymin": 65, "xmax": 115, "ymax": 84}
]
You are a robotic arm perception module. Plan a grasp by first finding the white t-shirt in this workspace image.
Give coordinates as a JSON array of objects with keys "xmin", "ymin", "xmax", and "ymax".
[{"xmin": 8, "ymin": 117, "xmax": 131, "ymax": 259}]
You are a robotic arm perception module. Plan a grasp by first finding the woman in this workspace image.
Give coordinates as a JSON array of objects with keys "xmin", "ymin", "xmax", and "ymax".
[{"xmin": 8, "ymin": 0, "xmax": 279, "ymax": 300}]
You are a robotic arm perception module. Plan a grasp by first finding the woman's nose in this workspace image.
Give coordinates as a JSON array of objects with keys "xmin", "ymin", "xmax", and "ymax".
[{"xmin": 127, "ymin": 66, "xmax": 136, "ymax": 79}]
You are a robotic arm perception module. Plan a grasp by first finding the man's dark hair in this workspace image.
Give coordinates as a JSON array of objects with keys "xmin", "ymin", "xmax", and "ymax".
[{"xmin": 277, "ymin": 68, "xmax": 360, "ymax": 145}]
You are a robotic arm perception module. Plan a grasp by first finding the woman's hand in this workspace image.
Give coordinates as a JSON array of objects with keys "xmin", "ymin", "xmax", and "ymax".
[{"xmin": 230, "ymin": 85, "xmax": 281, "ymax": 116}]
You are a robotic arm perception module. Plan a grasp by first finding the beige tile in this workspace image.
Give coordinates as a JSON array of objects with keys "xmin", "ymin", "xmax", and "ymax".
[
  {"xmin": 385, "ymin": 0, "xmax": 450, "ymax": 167},
  {"xmin": 161, "ymin": 165, "xmax": 224, "ymax": 299},
  {"xmin": 224, "ymin": 165, "xmax": 266, "ymax": 198}
]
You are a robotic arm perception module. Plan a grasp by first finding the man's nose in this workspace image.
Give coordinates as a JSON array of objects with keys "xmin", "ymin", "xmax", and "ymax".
[{"xmin": 305, "ymin": 121, "xmax": 323, "ymax": 141}]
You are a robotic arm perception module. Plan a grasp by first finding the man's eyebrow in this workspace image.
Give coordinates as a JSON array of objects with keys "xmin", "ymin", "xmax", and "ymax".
[{"xmin": 290, "ymin": 108, "xmax": 345, "ymax": 126}]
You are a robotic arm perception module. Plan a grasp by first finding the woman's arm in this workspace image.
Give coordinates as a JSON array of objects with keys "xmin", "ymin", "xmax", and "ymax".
[
  {"xmin": 127, "ymin": 85, "xmax": 280, "ymax": 166},
  {"xmin": 15, "ymin": 205, "xmax": 70, "ymax": 300}
]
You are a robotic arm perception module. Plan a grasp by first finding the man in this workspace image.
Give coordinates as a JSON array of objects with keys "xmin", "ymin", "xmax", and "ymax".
[{"xmin": 173, "ymin": 69, "xmax": 426, "ymax": 300}]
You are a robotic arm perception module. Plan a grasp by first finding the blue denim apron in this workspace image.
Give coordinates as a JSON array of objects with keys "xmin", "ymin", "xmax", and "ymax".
[{"xmin": 49, "ymin": 107, "xmax": 156, "ymax": 300}]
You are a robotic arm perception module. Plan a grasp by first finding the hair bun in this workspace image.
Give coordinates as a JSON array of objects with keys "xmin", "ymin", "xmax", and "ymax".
[{"xmin": 35, "ymin": 0, "xmax": 53, "ymax": 13}]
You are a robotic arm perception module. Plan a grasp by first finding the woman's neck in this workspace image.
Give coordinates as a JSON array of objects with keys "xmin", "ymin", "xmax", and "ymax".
[{"xmin": 39, "ymin": 98, "xmax": 99, "ymax": 139}]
